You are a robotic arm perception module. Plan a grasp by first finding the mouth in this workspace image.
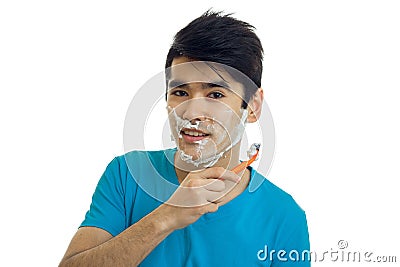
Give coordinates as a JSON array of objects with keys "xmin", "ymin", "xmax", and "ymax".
[{"xmin": 180, "ymin": 128, "xmax": 210, "ymax": 143}]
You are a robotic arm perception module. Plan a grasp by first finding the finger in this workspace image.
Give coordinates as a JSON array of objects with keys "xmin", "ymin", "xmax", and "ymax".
[
  {"xmin": 184, "ymin": 178, "xmax": 222, "ymax": 189},
  {"xmin": 205, "ymin": 190, "xmax": 226, "ymax": 203},
  {"xmin": 203, "ymin": 179, "xmax": 225, "ymax": 192},
  {"xmin": 220, "ymin": 169, "xmax": 242, "ymax": 183},
  {"xmin": 184, "ymin": 178, "xmax": 225, "ymax": 192},
  {"xmin": 205, "ymin": 203, "xmax": 219, "ymax": 213}
]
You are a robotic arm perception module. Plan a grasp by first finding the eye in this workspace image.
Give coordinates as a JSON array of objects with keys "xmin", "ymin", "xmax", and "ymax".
[
  {"xmin": 170, "ymin": 90, "xmax": 188, "ymax": 97},
  {"xmin": 208, "ymin": 91, "xmax": 225, "ymax": 99}
]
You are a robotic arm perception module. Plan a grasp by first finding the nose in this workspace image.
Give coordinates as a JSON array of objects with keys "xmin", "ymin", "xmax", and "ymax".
[{"xmin": 181, "ymin": 98, "xmax": 208, "ymax": 123}]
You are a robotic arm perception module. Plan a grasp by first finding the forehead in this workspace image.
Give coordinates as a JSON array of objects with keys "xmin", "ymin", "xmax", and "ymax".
[
  {"xmin": 170, "ymin": 58, "xmax": 226, "ymax": 82},
  {"xmin": 168, "ymin": 58, "xmax": 244, "ymax": 95}
]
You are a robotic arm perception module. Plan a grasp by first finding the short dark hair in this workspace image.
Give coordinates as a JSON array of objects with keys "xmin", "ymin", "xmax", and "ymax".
[{"xmin": 165, "ymin": 10, "xmax": 264, "ymax": 108}]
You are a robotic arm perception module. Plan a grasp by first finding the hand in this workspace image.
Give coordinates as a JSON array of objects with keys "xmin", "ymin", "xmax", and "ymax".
[{"xmin": 155, "ymin": 167, "xmax": 241, "ymax": 230}]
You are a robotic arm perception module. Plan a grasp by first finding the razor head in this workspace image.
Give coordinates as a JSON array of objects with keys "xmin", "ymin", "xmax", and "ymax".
[{"xmin": 247, "ymin": 143, "xmax": 261, "ymax": 158}]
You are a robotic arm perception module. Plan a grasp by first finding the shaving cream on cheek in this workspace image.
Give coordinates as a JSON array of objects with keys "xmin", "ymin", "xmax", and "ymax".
[
  {"xmin": 209, "ymin": 108, "xmax": 248, "ymax": 161},
  {"xmin": 167, "ymin": 105, "xmax": 248, "ymax": 168},
  {"xmin": 167, "ymin": 106, "xmax": 219, "ymax": 167}
]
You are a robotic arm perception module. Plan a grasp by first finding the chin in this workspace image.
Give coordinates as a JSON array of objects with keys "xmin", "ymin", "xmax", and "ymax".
[
  {"xmin": 181, "ymin": 147, "xmax": 221, "ymax": 161},
  {"xmin": 178, "ymin": 147, "xmax": 203, "ymax": 160}
]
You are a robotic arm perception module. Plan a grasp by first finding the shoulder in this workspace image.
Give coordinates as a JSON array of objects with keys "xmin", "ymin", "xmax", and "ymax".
[
  {"xmin": 250, "ymin": 170, "xmax": 307, "ymax": 223},
  {"xmin": 101, "ymin": 148, "xmax": 175, "ymax": 184},
  {"xmin": 116, "ymin": 148, "xmax": 176, "ymax": 166}
]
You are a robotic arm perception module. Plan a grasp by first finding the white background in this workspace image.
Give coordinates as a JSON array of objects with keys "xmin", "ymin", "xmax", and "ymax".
[{"xmin": 1, "ymin": 0, "xmax": 399, "ymax": 266}]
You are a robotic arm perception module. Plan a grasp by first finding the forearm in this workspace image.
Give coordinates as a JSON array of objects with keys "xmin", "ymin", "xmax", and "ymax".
[{"xmin": 59, "ymin": 207, "xmax": 174, "ymax": 267}]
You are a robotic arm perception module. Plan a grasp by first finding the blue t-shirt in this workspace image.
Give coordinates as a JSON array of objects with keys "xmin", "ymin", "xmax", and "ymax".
[{"xmin": 81, "ymin": 149, "xmax": 310, "ymax": 266}]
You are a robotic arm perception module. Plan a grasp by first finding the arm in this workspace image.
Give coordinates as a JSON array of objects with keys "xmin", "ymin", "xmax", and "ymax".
[
  {"xmin": 59, "ymin": 167, "xmax": 240, "ymax": 267},
  {"xmin": 59, "ymin": 207, "xmax": 174, "ymax": 267}
]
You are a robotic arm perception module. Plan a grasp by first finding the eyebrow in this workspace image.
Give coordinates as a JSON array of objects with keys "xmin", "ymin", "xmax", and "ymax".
[{"xmin": 167, "ymin": 80, "xmax": 231, "ymax": 90}]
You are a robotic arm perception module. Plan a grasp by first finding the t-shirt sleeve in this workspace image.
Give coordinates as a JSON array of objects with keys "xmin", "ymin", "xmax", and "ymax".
[
  {"xmin": 272, "ymin": 210, "xmax": 311, "ymax": 267},
  {"xmin": 80, "ymin": 157, "xmax": 127, "ymax": 236}
]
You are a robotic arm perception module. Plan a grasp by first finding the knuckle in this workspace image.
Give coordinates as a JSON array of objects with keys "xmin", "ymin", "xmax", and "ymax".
[
  {"xmin": 187, "ymin": 179, "xmax": 200, "ymax": 188},
  {"xmin": 215, "ymin": 167, "xmax": 226, "ymax": 176}
]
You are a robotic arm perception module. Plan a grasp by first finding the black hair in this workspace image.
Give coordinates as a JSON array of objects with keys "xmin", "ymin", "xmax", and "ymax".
[{"xmin": 165, "ymin": 10, "xmax": 264, "ymax": 108}]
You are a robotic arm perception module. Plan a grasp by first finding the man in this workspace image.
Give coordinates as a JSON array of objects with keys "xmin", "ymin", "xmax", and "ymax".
[{"xmin": 59, "ymin": 11, "xmax": 310, "ymax": 266}]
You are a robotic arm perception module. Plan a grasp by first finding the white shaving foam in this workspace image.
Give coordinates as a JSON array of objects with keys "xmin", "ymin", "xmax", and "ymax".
[{"xmin": 168, "ymin": 106, "xmax": 248, "ymax": 168}]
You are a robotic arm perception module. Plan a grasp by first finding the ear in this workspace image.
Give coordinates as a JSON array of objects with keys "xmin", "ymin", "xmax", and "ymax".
[{"xmin": 247, "ymin": 88, "xmax": 264, "ymax": 123}]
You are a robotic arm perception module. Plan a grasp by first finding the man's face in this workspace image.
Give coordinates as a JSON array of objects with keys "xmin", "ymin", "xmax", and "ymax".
[{"xmin": 166, "ymin": 57, "xmax": 248, "ymax": 167}]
